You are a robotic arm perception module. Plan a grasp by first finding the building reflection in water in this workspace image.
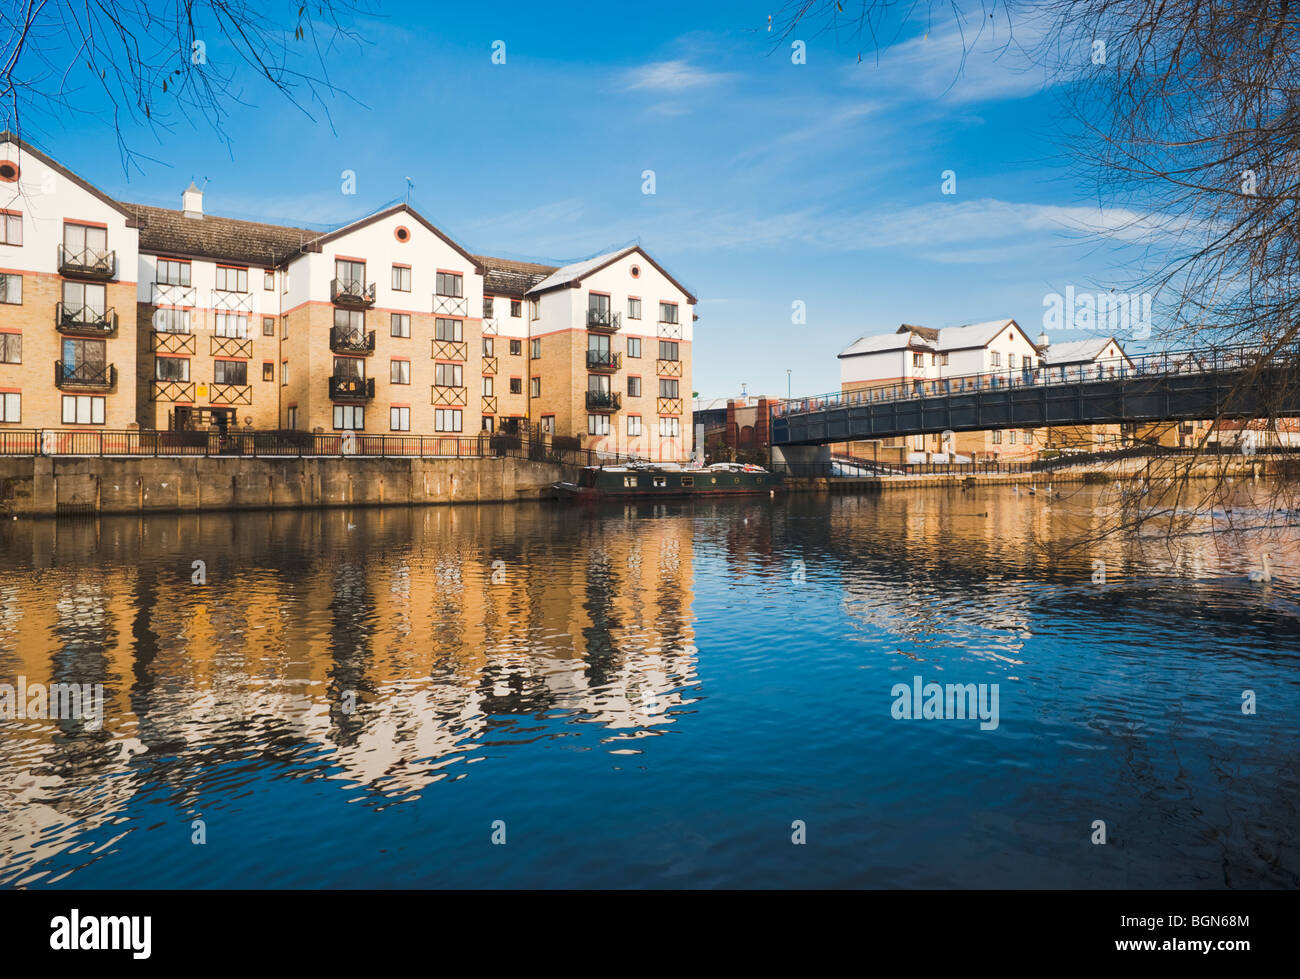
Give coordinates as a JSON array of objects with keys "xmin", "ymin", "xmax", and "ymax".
[{"xmin": 0, "ymin": 504, "xmax": 698, "ymax": 883}]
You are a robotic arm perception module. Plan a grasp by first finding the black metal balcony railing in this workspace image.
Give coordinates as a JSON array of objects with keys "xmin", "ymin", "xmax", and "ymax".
[
  {"xmin": 587, "ymin": 308, "xmax": 622, "ymax": 332},
  {"xmin": 56, "ymin": 303, "xmax": 117, "ymax": 335},
  {"xmin": 330, "ymin": 328, "xmax": 376, "ymax": 354},
  {"xmin": 328, "ymin": 375, "xmax": 375, "ymax": 401},
  {"xmin": 57, "ymin": 245, "xmax": 116, "ymax": 279},
  {"xmin": 54, "ymin": 361, "xmax": 117, "ymax": 390},
  {"xmin": 585, "ymin": 390, "xmax": 621, "ymax": 412},
  {"xmin": 586, "ymin": 350, "xmax": 622, "ymax": 371},
  {"xmin": 330, "ymin": 278, "xmax": 376, "ymax": 307}
]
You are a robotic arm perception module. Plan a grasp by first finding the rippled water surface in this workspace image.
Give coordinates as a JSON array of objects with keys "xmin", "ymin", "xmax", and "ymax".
[{"xmin": 1, "ymin": 486, "xmax": 1298, "ymax": 888}]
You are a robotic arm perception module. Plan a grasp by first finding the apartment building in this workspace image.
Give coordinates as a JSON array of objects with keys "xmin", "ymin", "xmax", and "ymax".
[
  {"xmin": 838, "ymin": 319, "xmax": 1045, "ymax": 461},
  {"xmin": 0, "ymin": 133, "xmax": 695, "ymax": 459}
]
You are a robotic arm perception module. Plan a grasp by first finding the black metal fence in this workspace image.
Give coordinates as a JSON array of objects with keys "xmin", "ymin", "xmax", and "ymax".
[{"xmin": 0, "ymin": 428, "xmax": 642, "ymax": 469}]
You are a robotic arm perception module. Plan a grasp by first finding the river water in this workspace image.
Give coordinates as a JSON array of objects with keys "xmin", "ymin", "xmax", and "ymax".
[{"xmin": 1, "ymin": 485, "xmax": 1297, "ymax": 888}]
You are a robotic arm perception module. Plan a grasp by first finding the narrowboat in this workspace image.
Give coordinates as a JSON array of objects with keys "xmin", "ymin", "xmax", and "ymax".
[{"xmin": 553, "ymin": 462, "xmax": 783, "ymax": 499}]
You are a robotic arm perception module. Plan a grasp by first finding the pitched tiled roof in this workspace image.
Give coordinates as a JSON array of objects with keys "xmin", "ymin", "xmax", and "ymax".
[
  {"xmin": 1040, "ymin": 337, "xmax": 1129, "ymax": 365},
  {"xmin": 119, "ymin": 202, "xmax": 325, "ymax": 266},
  {"xmin": 473, "ymin": 254, "xmax": 558, "ymax": 298}
]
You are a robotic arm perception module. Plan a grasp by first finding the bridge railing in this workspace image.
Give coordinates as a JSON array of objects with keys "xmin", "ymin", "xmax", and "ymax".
[{"xmin": 771, "ymin": 342, "xmax": 1293, "ymax": 420}]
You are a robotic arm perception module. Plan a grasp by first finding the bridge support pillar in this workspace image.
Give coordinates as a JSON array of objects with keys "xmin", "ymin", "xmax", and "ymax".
[{"xmin": 771, "ymin": 444, "xmax": 831, "ymax": 471}]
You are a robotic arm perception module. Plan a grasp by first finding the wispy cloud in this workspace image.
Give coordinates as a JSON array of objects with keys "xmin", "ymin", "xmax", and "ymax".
[{"xmin": 621, "ymin": 59, "xmax": 736, "ymax": 92}]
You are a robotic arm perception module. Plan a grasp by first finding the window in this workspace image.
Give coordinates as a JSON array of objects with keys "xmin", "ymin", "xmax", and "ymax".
[
  {"xmin": 390, "ymin": 406, "xmax": 410, "ymax": 431},
  {"xmin": 483, "ymin": 297, "xmax": 494, "ymax": 317},
  {"xmin": 1024, "ymin": 357, "xmax": 1033, "ymax": 370},
  {"xmin": 262, "ymin": 316, "xmax": 275, "ymax": 336},
  {"xmin": 215, "ymin": 266, "xmax": 248, "ymax": 292},
  {"xmin": 0, "ymin": 210, "xmax": 21, "ymax": 246},
  {"xmin": 588, "ymin": 374, "xmax": 611, "ymax": 396},
  {"xmin": 659, "ymin": 378, "xmax": 679, "ymax": 398},
  {"xmin": 435, "ymin": 271, "xmax": 463, "ymax": 298},
  {"xmin": 262, "ymin": 362, "xmax": 275, "ymax": 382},
  {"xmin": 482, "ymin": 376, "xmax": 494, "ymax": 396},
  {"xmin": 659, "ymin": 302, "xmax": 679, "ymax": 324},
  {"xmin": 1024, "ymin": 429, "xmax": 1034, "ymax": 444},
  {"xmin": 155, "ymin": 356, "xmax": 189, "ymax": 381},
  {"xmin": 281, "ymin": 317, "xmax": 289, "ymax": 339},
  {"xmin": 0, "ymin": 392, "xmax": 19, "ymax": 422},
  {"xmin": 530, "ymin": 377, "xmax": 540, "ymax": 397},
  {"xmin": 435, "ymin": 363, "xmax": 463, "ymax": 387},
  {"xmin": 588, "ymin": 414, "xmax": 610, "ymax": 436},
  {"xmin": 282, "ymin": 270, "xmax": 290, "ymax": 294},
  {"xmin": 0, "ymin": 332, "xmax": 20, "ymax": 363},
  {"xmin": 659, "ymin": 417, "xmax": 681, "ymax": 437},
  {"xmin": 628, "ymin": 376, "xmax": 641, "ymax": 398},
  {"xmin": 1009, "ymin": 430, "xmax": 1018, "ymax": 444},
  {"xmin": 334, "ymin": 308, "xmax": 365, "ymax": 334},
  {"xmin": 215, "ymin": 313, "xmax": 249, "ymax": 338},
  {"xmin": 62, "ymin": 281, "xmax": 106, "ymax": 318},
  {"xmin": 214, "ymin": 360, "xmax": 247, "ymax": 385},
  {"xmin": 940, "ymin": 353, "xmax": 949, "ymax": 366},
  {"xmin": 509, "ymin": 339, "xmax": 522, "ymax": 356},
  {"xmin": 391, "ymin": 313, "xmax": 410, "ymax": 338},
  {"xmin": 334, "ymin": 356, "xmax": 365, "ymax": 380},
  {"xmin": 627, "ymin": 415, "xmax": 642, "ymax": 437},
  {"xmin": 913, "ymin": 352, "xmax": 924, "ymax": 368},
  {"xmin": 628, "ymin": 298, "xmax": 642, "ymax": 320},
  {"xmin": 61, "ymin": 395, "xmax": 105, "ymax": 425},
  {"xmin": 992, "ymin": 430, "xmax": 1003, "ymax": 444},
  {"xmin": 60, "ymin": 338, "xmax": 105, "ymax": 376},
  {"xmin": 0, "ymin": 273, "xmax": 20, "ymax": 304},
  {"xmin": 287, "ymin": 406, "xmax": 298, "ymax": 429},
  {"xmin": 281, "ymin": 361, "xmax": 289, "ymax": 386},
  {"xmin": 392, "ymin": 265, "xmax": 411, "ymax": 291},
  {"xmin": 64, "ymin": 222, "xmax": 107, "ymax": 257},
  {"xmin": 435, "ymin": 408, "xmax": 463, "ymax": 432},
  {"xmin": 509, "ymin": 377, "xmax": 522, "ymax": 394},
  {"xmin": 482, "ymin": 337, "xmax": 494, "ymax": 356},
  {"xmin": 658, "ymin": 340, "xmax": 679, "ymax": 361},
  {"xmin": 510, "ymin": 299, "xmax": 522, "ymax": 317},
  {"xmin": 435, "ymin": 317, "xmax": 463, "ymax": 341},
  {"xmin": 333, "ymin": 405, "xmax": 365, "ymax": 430},
  {"xmin": 530, "ymin": 338, "xmax": 541, "ymax": 359},
  {"xmin": 1009, "ymin": 353, "xmax": 1017, "ymax": 369},
  {"xmin": 264, "ymin": 270, "xmax": 275, "ymax": 290},
  {"xmin": 931, "ymin": 353, "xmax": 937, "ymax": 366},
  {"xmin": 541, "ymin": 416, "xmax": 554, "ymax": 435},
  {"xmin": 588, "ymin": 293, "xmax": 611, "ymax": 323},
  {"xmin": 481, "ymin": 416, "xmax": 495, "ymax": 433},
  {"xmin": 155, "ymin": 308, "xmax": 191, "ymax": 334},
  {"xmin": 391, "ymin": 360, "xmax": 410, "ymax": 385},
  {"xmin": 627, "ymin": 337, "xmax": 641, "ymax": 358},
  {"xmin": 990, "ymin": 351, "xmax": 1002, "ymax": 367},
  {"xmin": 335, "ymin": 259, "xmax": 365, "ymax": 288},
  {"xmin": 529, "ymin": 300, "xmax": 539, "ymax": 321},
  {"xmin": 157, "ymin": 259, "xmax": 191, "ymax": 286}
]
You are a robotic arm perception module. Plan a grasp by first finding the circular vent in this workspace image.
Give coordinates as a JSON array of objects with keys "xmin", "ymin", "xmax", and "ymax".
[
  {"xmin": 394, "ymin": 225, "xmax": 411, "ymax": 242},
  {"xmin": 630, "ymin": 264, "xmax": 641, "ymax": 278},
  {"xmin": 0, "ymin": 161, "xmax": 19, "ymax": 182}
]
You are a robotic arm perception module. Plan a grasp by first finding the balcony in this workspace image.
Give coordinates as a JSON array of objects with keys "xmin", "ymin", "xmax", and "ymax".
[
  {"xmin": 587, "ymin": 350, "xmax": 622, "ymax": 371},
  {"xmin": 587, "ymin": 308, "xmax": 621, "ymax": 332},
  {"xmin": 330, "ymin": 328, "xmax": 376, "ymax": 354},
  {"xmin": 152, "ymin": 282, "xmax": 197, "ymax": 307},
  {"xmin": 585, "ymin": 390, "xmax": 621, "ymax": 412},
  {"xmin": 657, "ymin": 397, "xmax": 684, "ymax": 416},
  {"xmin": 482, "ymin": 395, "xmax": 498, "ymax": 414},
  {"xmin": 211, "ymin": 335, "xmax": 253, "ymax": 359},
  {"xmin": 210, "ymin": 383, "xmax": 253, "ymax": 406},
  {"xmin": 57, "ymin": 245, "xmax": 116, "ymax": 279},
  {"xmin": 211, "ymin": 289, "xmax": 253, "ymax": 313},
  {"xmin": 431, "ymin": 385, "xmax": 467, "ymax": 407},
  {"xmin": 55, "ymin": 361, "xmax": 117, "ymax": 390},
  {"xmin": 657, "ymin": 358, "xmax": 683, "ymax": 378},
  {"xmin": 433, "ymin": 293, "xmax": 468, "ymax": 317},
  {"xmin": 328, "ymin": 375, "xmax": 375, "ymax": 401},
  {"xmin": 331, "ymin": 278, "xmax": 376, "ymax": 307},
  {"xmin": 56, "ymin": 303, "xmax": 117, "ymax": 336},
  {"xmin": 657, "ymin": 318, "xmax": 683, "ymax": 339}
]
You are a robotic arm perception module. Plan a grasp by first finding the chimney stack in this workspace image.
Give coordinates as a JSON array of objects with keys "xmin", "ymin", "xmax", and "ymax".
[{"xmin": 182, "ymin": 181, "xmax": 204, "ymax": 220}]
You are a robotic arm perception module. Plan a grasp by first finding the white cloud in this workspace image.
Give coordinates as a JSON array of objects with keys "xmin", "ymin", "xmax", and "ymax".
[{"xmin": 622, "ymin": 60, "xmax": 736, "ymax": 92}]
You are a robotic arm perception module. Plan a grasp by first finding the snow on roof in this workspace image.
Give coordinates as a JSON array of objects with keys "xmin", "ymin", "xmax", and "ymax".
[
  {"xmin": 838, "ymin": 331, "xmax": 930, "ymax": 358},
  {"xmin": 526, "ymin": 245, "xmax": 637, "ymax": 295},
  {"xmin": 1041, "ymin": 337, "xmax": 1127, "ymax": 365},
  {"xmin": 931, "ymin": 319, "xmax": 1019, "ymax": 350}
]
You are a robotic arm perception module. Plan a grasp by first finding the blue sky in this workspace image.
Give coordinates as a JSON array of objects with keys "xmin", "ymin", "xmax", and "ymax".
[{"xmin": 21, "ymin": 0, "xmax": 1160, "ymax": 398}]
